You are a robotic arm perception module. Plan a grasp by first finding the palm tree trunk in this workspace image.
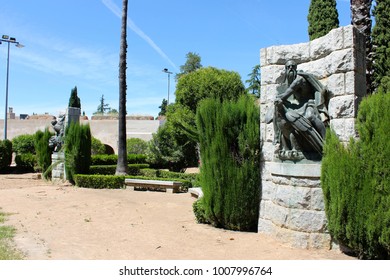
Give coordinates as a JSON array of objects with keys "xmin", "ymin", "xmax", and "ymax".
[
  {"xmin": 116, "ymin": 0, "xmax": 128, "ymax": 175},
  {"xmin": 350, "ymin": 0, "xmax": 373, "ymax": 94}
]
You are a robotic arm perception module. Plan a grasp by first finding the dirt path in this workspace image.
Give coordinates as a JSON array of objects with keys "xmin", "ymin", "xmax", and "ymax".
[{"xmin": 0, "ymin": 173, "xmax": 355, "ymax": 260}]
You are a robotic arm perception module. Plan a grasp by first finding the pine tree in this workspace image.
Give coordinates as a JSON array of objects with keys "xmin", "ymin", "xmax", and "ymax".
[
  {"xmin": 372, "ymin": 0, "xmax": 390, "ymax": 90},
  {"xmin": 308, "ymin": 0, "xmax": 340, "ymax": 40}
]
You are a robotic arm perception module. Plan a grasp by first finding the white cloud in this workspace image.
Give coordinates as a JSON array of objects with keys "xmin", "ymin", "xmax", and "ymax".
[{"xmin": 101, "ymin": 0, "xmax": 178, "ymax": 71}]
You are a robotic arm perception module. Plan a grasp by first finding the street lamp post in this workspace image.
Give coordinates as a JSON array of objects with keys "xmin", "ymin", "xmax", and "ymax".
[
  {"xmin": 162, "ymin": 68, "xmax": 173, "ymax": 104},
  {"xmin": 0, "ymin": 35, "xmax": 24, "ymax": 140}
]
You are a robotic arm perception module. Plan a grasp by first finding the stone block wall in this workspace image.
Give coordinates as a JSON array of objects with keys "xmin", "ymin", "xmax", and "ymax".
[{"xmin": 258, "ymin": 25, "xmax": 366, "ymax": 249}]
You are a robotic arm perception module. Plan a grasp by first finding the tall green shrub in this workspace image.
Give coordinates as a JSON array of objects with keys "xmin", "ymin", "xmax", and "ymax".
[
  {"xmin": 0, "ymin": 139, "xmax": 12, "ymax": 171},
  {"xmin": 65, "ymin": 122, "xmax": 91, "ymax": 184},
  {"xmin": 321, "ymin": 93, "xmax": 390, "ymax": 259},
  {"xmin": 34, "ymin": 129, "xmax": 53, "ymax": 177},
  {"xmin": 196, "ymin": 95, "xmax": 260, "ymax": 231}
]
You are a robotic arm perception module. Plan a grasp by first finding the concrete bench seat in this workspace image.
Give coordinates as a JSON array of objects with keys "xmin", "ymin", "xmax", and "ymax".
[
  {"xmin": 124, "ymin": 178, "xmax": 182, "ymax": 193},
  {"xmin": 188, "ymin": 187, "xmax": 203, "ymax": 198}
]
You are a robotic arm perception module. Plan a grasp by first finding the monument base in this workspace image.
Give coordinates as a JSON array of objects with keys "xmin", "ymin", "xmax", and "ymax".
[
  {"xmin": 258, "ymin": 161, "xmax": 333, "ymax": 249},
  {"xmin": 51, "ymin": 152, "xmax": 65, "ymax": 182}
]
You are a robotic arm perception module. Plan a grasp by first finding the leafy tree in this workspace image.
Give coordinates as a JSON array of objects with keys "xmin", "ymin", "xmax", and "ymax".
[
  {"xmin": 175, "ymin": 52, "xmax": 202, "ymax": 80},
  {"xmin": 158, "ymin": 67, "xmax": 246, "ymax": 170},
  {"xmin": 196, "ymin": 95, "xmax": 260, "ymax": 231},
  {"xmin": 372, "ymin": 0, "xmax": 390, "ymax": 91},
  {"xmin": 12, "ymin": 134, "xmax": 35, "ymax": 155},
  {"xmin": 116, "ymin": 0, "xmax": 129, "ymax": 175},
  {"xmin": 68, "ymin": 86, "xmax": 81, "ymax": 108},
  {"xmin": 158, "ymin": 98, "xmax": 168, "ymax": 117},
  {"xmin": 91, "ymin": 137, "xmax": 106, "ymax": 155},
  {"xmin": 146, "ymin": 123, "xmax": 187, "ymax": 171},
  {"xmin": 246, "ymin": 64, "xmax": 261, "ymax": 98},
  {"xmin": 94, "ymin": 94, "xmax": 111, "ymax": 115},
  {"xmin": 175, "ymin": 66, "xmax": 245, "ymax": 112},
  {"xmin": 308, "ymin": 0, "xmax": 339, "ymax": 40},
  {"xmin": 127, "ymin": 138, "xmax": 148, "ymax": 154}
]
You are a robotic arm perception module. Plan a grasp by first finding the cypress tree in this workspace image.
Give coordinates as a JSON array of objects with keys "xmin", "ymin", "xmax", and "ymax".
[
  {"xmin": 68, "ymin": 86, "xmax": 81, "ymax": 108},
  {"xmin": 65, "ymin": 122, "xmax": 91, "ymax": 184},
  {"xmin": 321, "ymin": 93, "xmax": 390, "ymax": 259},
  {"xmin": 372, "ymin": 0, "xmax": 390, "ymax": 90},
  {"xmin": 196, "ymin": 95, "xmax": 260, "ymax": 232},
  {"xmin": 34, "ymin": 129, "xmax": 53, "ymax": 178},
  {"xmin": 308, "ymin": 0, "xmax": 339, "ymax": 40}
]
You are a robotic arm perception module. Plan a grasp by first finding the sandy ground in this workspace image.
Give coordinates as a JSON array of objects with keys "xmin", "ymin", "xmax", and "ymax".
[{"xmin": 0, "ymin": 173, "xmax": 355, "ymax": 260}]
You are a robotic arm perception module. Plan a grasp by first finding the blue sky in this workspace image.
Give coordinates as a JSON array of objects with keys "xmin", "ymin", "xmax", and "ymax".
[{"xmin": 0, "ymin": 0, "xmax": 351, "ymax": 119}]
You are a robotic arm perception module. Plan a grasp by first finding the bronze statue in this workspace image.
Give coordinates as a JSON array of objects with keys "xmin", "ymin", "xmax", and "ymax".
[
  {"xmin": 49, "ymin": 114, "xmax": 65, "ymax": 152},
  {"xmin": 267, "ymin": 60, "xmax": 329, "ymax": 161}
]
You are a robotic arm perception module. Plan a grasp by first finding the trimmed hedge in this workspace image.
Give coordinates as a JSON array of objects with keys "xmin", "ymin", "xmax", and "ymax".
[
  {"xmin": 89, "ymin": 164, "xmax": 149, "ymax": 175},
  {"xmin": 73, "ymin": 174, "xmax": 125, "ymax": 189},
  {"xmin": 91, "ymin": 154, "xmax": 147, "ymax": 165},
  {"xmin": 138, "ymin": 168, "xmax": 197, "ymax": 182},
  {"xmin": 125, "ymin": 175, "xmax": 193, "ymax": 192}
]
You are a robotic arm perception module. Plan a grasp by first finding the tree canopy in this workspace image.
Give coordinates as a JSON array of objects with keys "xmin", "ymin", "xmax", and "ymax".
[{"xmin": 175, "ymin": 52, "xmax": 202, "ymax": 80}]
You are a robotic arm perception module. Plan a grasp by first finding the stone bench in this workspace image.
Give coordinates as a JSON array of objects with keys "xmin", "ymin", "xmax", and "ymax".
[
  {"xmin": 124, "ymin": 178, "xmax": 182, "ymax": 193},
  {"xmin": 188, "ymin": 187, "xmax": 203, "ymax": 198}
]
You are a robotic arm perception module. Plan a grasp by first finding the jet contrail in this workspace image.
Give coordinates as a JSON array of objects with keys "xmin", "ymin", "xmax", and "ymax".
[{"xmin": 102, "ymin": 0, "xmax": 177, "ymax": 70}]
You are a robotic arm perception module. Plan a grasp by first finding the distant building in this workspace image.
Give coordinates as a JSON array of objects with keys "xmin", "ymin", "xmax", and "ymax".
[
  {"xmin": 19, "ymin": 114, "xmax": 29, "ymax": 120},
  {"xmin": 7, "ymin": 107, "xmax": 15, "ymax": 119}
]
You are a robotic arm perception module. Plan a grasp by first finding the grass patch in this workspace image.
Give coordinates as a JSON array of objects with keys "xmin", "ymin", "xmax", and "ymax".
[{"xmin": 0, "ymin": 209, "xmax": 23, "ymax": 260}]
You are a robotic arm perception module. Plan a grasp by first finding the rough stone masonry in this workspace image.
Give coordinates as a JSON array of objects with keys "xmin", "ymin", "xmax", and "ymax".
[{"xmin": 258, "ymin": 25, "xmax": 366, "ymax": 249}]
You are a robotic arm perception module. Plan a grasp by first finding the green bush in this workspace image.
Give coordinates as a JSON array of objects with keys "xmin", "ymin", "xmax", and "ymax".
[
  {"xmin": 12, "ymin": 134, "xmax": 35, "ymax": 155},
  {"xmin": 321, "ymin": 93, "xmax": 390, "ymax": 259},
  {"xmin": 89, "ymin": 164, "xmax": 149, "ymax": 175},
  {"xmin": 15, "ymin": 153, "xmax": 36, "ymax": 171},
  {"xmin": 193, "ymin": 197, "xmax": 209, "ymax": 224},
  {"xmin": 91, "ymin": 154, "xmax": 147, "ymax": 165},
  {"xmin": 138, "ymin": 168, "xmax": 158, "ymax": 177},
  {"xmin": 34, "ymin": 129, "xmax": 53, "ymax": 177},
  {"xmin": 74, "ymin": 174, "xmax": 125, "ymax": 189},
  {"xmin": 0, "ymin": 139, "xmax": 12, "ymax": 171},
  {"xmin": 127, "ymin": 138, "xmax": 148, "ymax": 154},
  {"xmin": 196, "ymin": 95, "xmax": 260, "ymax": 231},
  {"xmin": 91, "ymin": 137, "xmax": 106, "ymax": 155},
  {"xmin": 65, "ymin": 122, "xmax": 91, "ymax": 184}
]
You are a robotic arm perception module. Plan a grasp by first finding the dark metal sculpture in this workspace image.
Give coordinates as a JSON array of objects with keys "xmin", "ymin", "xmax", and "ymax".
[
  {"xmin": 267, "ymin": 60, "xmax": 329, "ymax": 161},
  {"xmin": 49, "ymin": 114, "xmax": 65, "ymax": 152}
]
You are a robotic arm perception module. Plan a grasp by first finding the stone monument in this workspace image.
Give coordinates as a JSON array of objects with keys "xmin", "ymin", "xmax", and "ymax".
[
  {"xmin": 258, "ymin": 25, "xmax": 366, "ymax": 249},
  {"xmin": 50, "ymin": 107, "xmax": 81, "ymax": 181}
]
